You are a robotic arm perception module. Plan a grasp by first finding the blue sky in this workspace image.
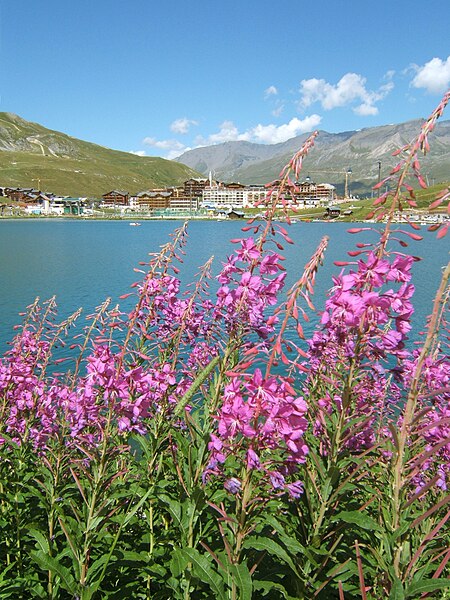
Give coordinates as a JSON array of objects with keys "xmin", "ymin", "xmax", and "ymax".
[{"xmin": 1, "ymin": 0, "xmax": 450, "ymax": 159}]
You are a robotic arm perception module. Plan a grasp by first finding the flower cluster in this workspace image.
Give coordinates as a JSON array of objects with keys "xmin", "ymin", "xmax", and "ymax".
[
  {"xmin": 306, "ymin": 250, "xmax": 417, "ymax": 452},
  {"xmin": 0, "ymin": 328, "xmax": 59, "ymax": 448},
  {"xmin": 402, "ymin": 349, "xmax": 450, "ymax": 491},
  {"xmin": 205, "ymin": 368, "xmax": 308, "ymax": 498},
  {"xmin": 214, "ymin": 238, "xmax": 286, "ymax": 342},
  {"xmin": 0, "ymin": 326, "xmax": 183, "ymax": 449}
]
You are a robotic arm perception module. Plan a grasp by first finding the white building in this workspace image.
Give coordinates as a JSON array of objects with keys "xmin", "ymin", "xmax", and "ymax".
[{"xmin": 202, "ymin": 183, "xmax": 268, "ymax": 210}]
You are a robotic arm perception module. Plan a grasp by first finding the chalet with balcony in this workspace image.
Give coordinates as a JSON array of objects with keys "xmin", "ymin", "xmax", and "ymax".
[
  {"xmin": 135, "ymin": 190, "xmax": 172, "ymax": 211},
  {"xmin": 24, "ymin": 193, "xmax": 52, "ymax": 214},
  {"xmin": 5, "ymin": 188, "xmax": 39, "ymax": 202},
  {"xmin": 102, "ymin": 190, "xmax": 129, "ymax": 206},
  {"xmin": 294, "ymin": 180, "xmax": 335, "ymax": 206},
  {"xmin": 183, "ymin": 178, "xmax": 208, "ymax": 198}
]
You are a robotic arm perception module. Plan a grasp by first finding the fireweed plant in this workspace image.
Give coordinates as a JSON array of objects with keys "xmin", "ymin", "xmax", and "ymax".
[{"xmin": 0, "ymin": 92, "xmax": 449, "ymax": 599}]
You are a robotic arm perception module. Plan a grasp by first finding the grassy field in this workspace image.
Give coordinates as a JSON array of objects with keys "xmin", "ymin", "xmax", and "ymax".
[
  {"xmin": 0, "ymin": 149, "xmax": 200, "ymax": 198},
  {"xmin": 0, "ymin": 113, "xmax": 199, "ymax": 197}
]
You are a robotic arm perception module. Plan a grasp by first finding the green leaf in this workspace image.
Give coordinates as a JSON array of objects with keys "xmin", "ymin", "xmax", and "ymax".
[
  {"xmin": 174, "ymin": 354, "xmax": 221, "ymax": 416},
  {"xmin": 116, "ymin": 550, "xmax": 149, "ymax": 564},
  {"xmin": 178, "ymin": 547, "xmax": 226, "ymax": 599},
  {"xmin": 254, "ymin": 580, "xmax": 298, "ymax": 599},
  {"xmin": 243, "ymin": 536, "xmax": 300, "ymax": 577},
  {"xmin": 229, "ymin": 563, "xmax": 253, "ymax": 600},
  {"xmin": 406, "ymin": 578, "xmax": 450, "ymax": 597},
  {"xmin": 86, "ymin": 554, "xmax": 111, "ymax": 583},
  {"xmin": 122, "ymin": 488, "xmax": 152, "ymax": 527},
  {"xmin": 331, "ymin": 510, "xmax": 381, "ymax": 531},
  {"xmin": 27, "ymin": 529, "xmax": 50, "ymax": 554},
  {"xmin": 29, "ymin": 551, "xmax": 76, "ymax": 594},
  {"xmin": 170, "ymin": 548, "xmax": 190, "ymax": 578},
  {"xmin": 389, "ymin": 577, "xmax": 405, "ymax": 600},
  {"xmin": 159, "ymin": 494, "xmax": 187, "ymax": 535}
]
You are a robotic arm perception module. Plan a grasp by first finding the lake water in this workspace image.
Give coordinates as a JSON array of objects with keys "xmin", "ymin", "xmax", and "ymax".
[{"xmin": 0, "ymin": 219, "xmax": 449, "ymax": 356}]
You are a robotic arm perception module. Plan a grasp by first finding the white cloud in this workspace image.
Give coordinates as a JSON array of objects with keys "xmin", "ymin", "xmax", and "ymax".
[
  {"xmin": 248, "ymin": 115, "xmax": 322, "ymax": 143},
  {"xmin": 166, "ymin": 147, "xmax": 191, "ymax": 160},
  {"xmin": 195, "ymin": 115, "xmax": 321, "ymax": 147},
  {"xmin": 142, "ymin": 136, "xmax": 186, "ymax": 151},
  {"xmin": 129, "ymin": 150, "xmax": 146, "ymax": 156},
  {"xmin": 170, "ymin": 117, "xmax": 198, "ymax": 134},
  {"xmin": 201, "ymin": 120, "xmax": 245, "ymax": 144},
  {"xmin": 271, "ymin": 103, "xmax": 285, "ymax": 117},
  {"xmin": 353, "ymin": 103, "xmax": 378, "ymax": 116},
  {"xmin": 264, "ymin": 85, "xmax": 278, "ymax": 98},
  {"xmin": 299, "ymin": 72, "xmax": 393, "ymax": 116},
  {"xmin": 143, "ymin": 114, "xmax": 322, "ymax": 159},
  {"xmin": 411, "ymin": 56, "xmax": 450, "ymax": 94}
]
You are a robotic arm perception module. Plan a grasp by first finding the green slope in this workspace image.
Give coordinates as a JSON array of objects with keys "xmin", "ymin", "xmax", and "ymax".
[{"xmin": 0, "ymin": 113, "xmax": 199, "ymax": 197}]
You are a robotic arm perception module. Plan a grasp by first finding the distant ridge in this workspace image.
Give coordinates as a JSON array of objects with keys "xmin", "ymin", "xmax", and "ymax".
[
  {"xmin": 175, "ymin": 119, "xmax": 450, "ymax": 196},
  {"xmin": 0, "ymin": 113, "xmax": 200, "ymax": 197}
]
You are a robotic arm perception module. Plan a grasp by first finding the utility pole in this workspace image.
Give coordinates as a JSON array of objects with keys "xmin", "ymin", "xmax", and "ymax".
[{"xmin": 344, "ymin": 169, "xmax": 352, "ymax": 200}]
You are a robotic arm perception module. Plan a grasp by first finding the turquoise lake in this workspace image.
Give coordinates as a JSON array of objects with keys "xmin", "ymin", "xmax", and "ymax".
[{"xmin": 0, "ymin": 219, "xmax": 448, "ymax": 356}]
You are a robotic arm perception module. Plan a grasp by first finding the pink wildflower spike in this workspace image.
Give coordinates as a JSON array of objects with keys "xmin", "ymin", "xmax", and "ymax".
[
  {"xmin": 407, "ymin": 221, "xmax": 421, "ymax": 231},
  {"xmin": 429, "ymin": 198, "xmax": 444, "ymax": 210},
  {"xmin": 437, "ymin": 224, "xmax": 448, "ymax": 239},
  {"xmin": 373, "ymin": 178, "xmax": 388, "ymax": 190},
  {"xmin": 390, "ymin": 163, "xmax": 402, "ymax": 174},
  {"xmin": 417, "ymin": 175, "xmax": 427, "ymax": 189},
  {"xmin": 392, "ymin": 147, "xmax": 405, "ymax": 156},
  {"xmin": 398, "ymin": 231, "xmax": 423, "ymax": 241},
  {"xmin": 406, "ymin": 200, "xmax": 418, "ymax": 208},
  {"xmin": 435, "ymin": 186, "xmax": 450, "ymax": 200},
  {"xmin": 347, "ymin": 228, "xmax": 369, "ymax": 234}
]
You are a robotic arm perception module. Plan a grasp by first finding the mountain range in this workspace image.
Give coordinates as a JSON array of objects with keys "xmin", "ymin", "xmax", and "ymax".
[
  {"xmin": 175, "ymin": 119, "xmax": 450, "ymax": 196},
  {"xmin": 0, "ymin": 113, "xmax": 198, "ymax": 197},
  {"xmin": 1, "ymin": 113, "xmax": 449, "ymax": 199}
]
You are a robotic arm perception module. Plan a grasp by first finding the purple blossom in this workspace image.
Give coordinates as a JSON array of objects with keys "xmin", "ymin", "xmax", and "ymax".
[{"xmin": 224, "ymin": 477, "xmax": 242, "ymax": 494}]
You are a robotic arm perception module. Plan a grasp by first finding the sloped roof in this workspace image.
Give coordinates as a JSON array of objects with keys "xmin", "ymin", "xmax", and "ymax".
[{"xmin": 103, "ymin": 190, "xmax": 129, "ymax": 196}]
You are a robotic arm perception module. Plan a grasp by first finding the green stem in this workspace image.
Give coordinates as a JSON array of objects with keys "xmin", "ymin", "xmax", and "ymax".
[
  {"xmin": 392, "ymin": 261, "xmax": 450, "ymax": 574},
  {"xmin": 79, "ymin": 413, "xmax": 113, "ymax": 595}
]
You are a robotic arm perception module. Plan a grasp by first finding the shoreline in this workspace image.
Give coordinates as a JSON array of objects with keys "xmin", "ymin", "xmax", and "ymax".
[{"xmin": 0, "ymin": 214, "xmax": 446, "ymax": 225}]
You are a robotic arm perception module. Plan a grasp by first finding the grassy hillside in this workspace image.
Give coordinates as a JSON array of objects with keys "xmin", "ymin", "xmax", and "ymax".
[{"xmin": 0, "ymin": 113, "xmax": 199, "ymax": 197}]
